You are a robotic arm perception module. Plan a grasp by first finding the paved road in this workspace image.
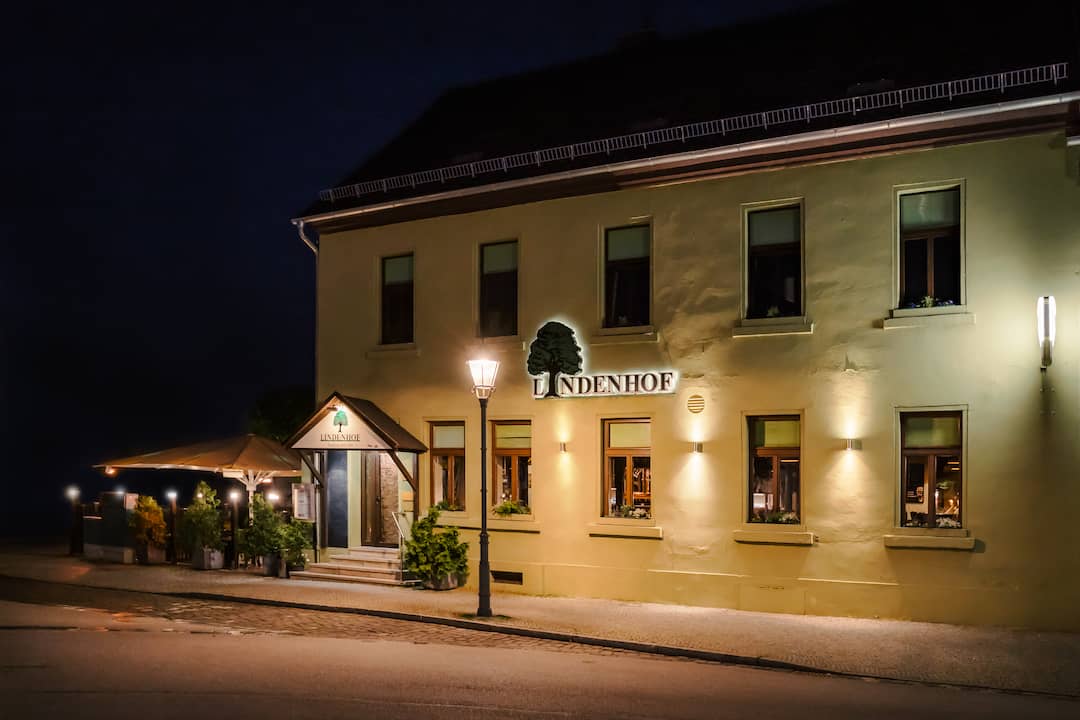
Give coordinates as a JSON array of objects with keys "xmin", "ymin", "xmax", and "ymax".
[{"xmin": 0, "ymin": 581, "xmax": 1075, "ymax": 719}]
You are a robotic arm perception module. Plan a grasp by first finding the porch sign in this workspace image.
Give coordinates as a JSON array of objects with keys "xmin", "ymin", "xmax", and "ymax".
[
  {"xmin": 292, "ymin": 483, "xmax": 315, "ymax": 521},
  {"xmin": 291, "ymin": 404, "xmax": 391, "ymax": 450},
  {"xmin": 527, "ymin": 320, "xmax": 678, "ymax": 398}
]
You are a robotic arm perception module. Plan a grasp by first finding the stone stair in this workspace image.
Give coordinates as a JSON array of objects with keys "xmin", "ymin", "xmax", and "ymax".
[{"xmin": 291, "ymin": 546, "xmax": 418, "ymax": 587}]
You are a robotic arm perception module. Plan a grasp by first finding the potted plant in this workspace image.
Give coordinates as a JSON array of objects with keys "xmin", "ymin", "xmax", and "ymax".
[
  {"xmin": 179, "ymin": 481, "xmax": 224, "ymax": 569},
  {"xmin": 403, "ymin": 507, "xmax": 469, "ymax": 590},
  {"xmin": 128, "ymin": 495, "xmax": 167, "ymax": 564},
  {"xmin": 492, "ymin": 499, "xmax": 530, "ymax": 517},
  {"xmin": 279, "ymin": 519, "xmax": 313, "ymax": 574},
  {"xmin": 246, "ymin": 493, "xmax": 283, "ymax": 577}
]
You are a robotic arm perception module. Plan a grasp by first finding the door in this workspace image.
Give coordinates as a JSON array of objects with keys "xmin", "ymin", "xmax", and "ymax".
[{"xmin": 361, "ymin": 452, "xmax": 400, "ymax": 547}]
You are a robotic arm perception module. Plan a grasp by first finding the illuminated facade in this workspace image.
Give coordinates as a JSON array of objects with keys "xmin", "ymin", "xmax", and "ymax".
[{"xmin": 291, "ymin": 18, "xmax": 1080, "ymax": 628}]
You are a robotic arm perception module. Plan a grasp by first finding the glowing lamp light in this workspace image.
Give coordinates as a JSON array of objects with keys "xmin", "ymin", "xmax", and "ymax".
[
  {"xmin": 267, "ymin": 492, "xmax": 280, "ymax": 503},
  {"xmin": 467, "ymin": 358, "xmax": 500, "ymax": 400},
  {"xmin": 752, "ymin": 493, "xmax": 767, "ymax": 511},
  {"xmin": 196, "ymin": 492, "xmax": 204, "ymax": 499},
  {"xmin": 559, "ymin": 442, "xmax": 567, "ymax": 453},
  {"xmin": 692, "ymin": 442, "xmax": 704, "ymax": 453},
  {"xmin": 166, "ymin": 490, "xmax": 178, "ymax": 502},
  {"xmin": 844, "ymin": 439, "xmax": 862, "ymax": 451},
  {"xmin": 1037, "ymin": 295, "xmax": 1055, "ymax": 369},
  {"xmin": 229, "ymin": 491, "xmax": 240, "ymax": 502},
  {"xmin": 66, "ymin": 485, "xmax": 80, "ymax": 502},
  {"xmin": 104, "ymin": 466, "xmax": 117, "ymax": 476}
]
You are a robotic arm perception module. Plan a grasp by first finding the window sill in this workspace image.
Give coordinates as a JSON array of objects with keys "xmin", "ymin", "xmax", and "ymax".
[
  {"xmin": 366, "ymin": 343, "xmax": 420, "ymax": 358},
  {"xmin": 587, "ymin": 522, "xmax": 662, "ymax": 540},
  {"xmin": 733, "ymin": 318, "xmax": 814, "ymax": 337},
  {"xmin": 438, "ymin": 517, "xmax": 541, "ymax": 534},
  {"xmin": 590, "ymin": 325, "xmax": 658, "ymax": 346},
  {"xmin": 883, "ymin": 307, "xmax": 974, "ymax": 330},
  {"xmin": 733, "ymin": 529, "xmax": 815, "ymax": 545},
  {"xmin": 490, "ymin": 512, "xmax": 534, "ymax": 521},
  {"xmin": 475, "ymin": 335, "xmax": 526, "ymax": 351},
  {"xmin": 883, "ymin": 533, "xmax": 974, "ymax": 550}
]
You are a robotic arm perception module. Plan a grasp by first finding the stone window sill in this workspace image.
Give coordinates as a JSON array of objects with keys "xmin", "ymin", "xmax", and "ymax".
[
  {"xmin": 366, "ymin": 343, "xmax": 420, "ymax": 358},
  {"xmin": 490, "ymin": 512, "xmax": 534, "ymax": 522},
  {"xmin": 587, "ymin": 522, "xmax": 663, "ymax": 540},
  {"xmin": 733, "ymin": 529, "xmax": 815, "ymax": 545},
  {"xmin": 883, "ymin": 533, "xmax": 975, "ymax": 550},
  {"xmin": 438, "ymin": 517, "xmax": 541, "ymax": 534},
  {"xmin": 883, "ymin": 306, "xmax": 974, "ymax": 330},
  {"xmin": 590, "ymin": 325, "xmax": 658, "ymax": 346},
  {"xmin": 733, "ymin": 317, "xmax": 814, "ymax": 337},
  {"xmin": 475, "ymin": 335, "xmax": 526, "ymax": 351}
]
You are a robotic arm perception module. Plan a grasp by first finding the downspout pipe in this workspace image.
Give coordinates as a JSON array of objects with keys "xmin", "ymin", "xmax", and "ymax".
[{"xmin": 294, "ymin": 219, "xmax": 318, "ymax": 255}]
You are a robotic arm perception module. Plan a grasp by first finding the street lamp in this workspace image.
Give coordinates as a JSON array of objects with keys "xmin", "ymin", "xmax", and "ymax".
[
  {"xmin": 66, "ymin": 486, "xmax": 81, "ymax": 556},
  {"xmin": 467, "ymin": 358, "xmax": 500, "ymax": 618},
  {"xmin": 165, "ymin": 490, "xmax": 178, "ymax": 563},
  {"xmin": 229, "ymin": 490, "xmax": 241, "ymax": 569}
]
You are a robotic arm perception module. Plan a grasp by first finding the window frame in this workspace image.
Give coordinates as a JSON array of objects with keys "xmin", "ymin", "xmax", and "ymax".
[
  {"xmin": 477, "ymin": 239, "xmax": 520, "ymax": 339},
  {"xmin": 601, "ymin": 417, "xmax": 652, "ymax": 519},
  {"xmin": 600, "ymin": 222, "xmax": 653, "ymax": 330},
  {"xmin": 898, "ymin": 409, "xmax": 965, "ymax": 530},
  {"xmin": 490, "ymin": 420, "xmax": 531, "ymax": 509},
  {"xmin": 429, "ymin": 421, "xmax": 466, "ymax": 512},
  {"xmin": 379, "ymin": 252, "xmax": 415, "ymax": 346},
  {"xmin": 894, "ymin": 181, "xmax": 966, "ymax": 311},
  {"xmin": 745, "ymin": 414, "xmax": 803, "ymax": 525},
  {"xmin": 740, "ymin": 198, "xmax": 806, "ymax": 323}
]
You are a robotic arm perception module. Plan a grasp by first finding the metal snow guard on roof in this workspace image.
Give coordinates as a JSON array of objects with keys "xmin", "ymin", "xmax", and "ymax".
[{"xmin": 319, "ymin": 62, "xmax": 1068, "ymax": 205}]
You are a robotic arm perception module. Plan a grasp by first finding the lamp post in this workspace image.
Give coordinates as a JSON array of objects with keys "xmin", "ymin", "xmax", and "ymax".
[
  {"xmin": 229, "ymin": 490, "xmax": 240, "ymax": 569},
  {"xmin": 166, "ymin": 490, "xmax": 178, "ymax": 563},
  {"xmin": 467, "ymin": 358, "xmax": 500, "ymax": 618},
  {"xmin": 66, "ymin": 486, "xmax": 81, "ymax": 556}
]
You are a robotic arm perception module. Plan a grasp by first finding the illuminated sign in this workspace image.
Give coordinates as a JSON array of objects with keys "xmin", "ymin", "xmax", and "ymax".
[{"xmin": 527, "ymin": 320, "xmax": 678, "ymax": 398}]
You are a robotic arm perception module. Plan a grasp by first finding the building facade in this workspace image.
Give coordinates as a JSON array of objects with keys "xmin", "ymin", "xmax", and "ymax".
[{"xmin": 291, "ymin": 7, "xmax": 1080, "ymax": 629}]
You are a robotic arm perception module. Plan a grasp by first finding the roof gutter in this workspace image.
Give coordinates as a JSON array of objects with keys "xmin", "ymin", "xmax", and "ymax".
[
  {"xmin": 294, "ymin": 219, "xmax": 318, "ymax": 255},
  {"xmin": 293, "ymin": 90, "xmax": 1080, "ymax": 229}
]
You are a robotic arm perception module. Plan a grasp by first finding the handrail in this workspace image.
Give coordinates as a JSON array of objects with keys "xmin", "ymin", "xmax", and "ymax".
[{"xmin": 392, "ymin": 510, "xmax": 411, "ymax": 567}]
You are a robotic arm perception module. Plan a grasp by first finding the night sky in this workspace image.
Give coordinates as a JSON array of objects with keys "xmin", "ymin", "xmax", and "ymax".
[{"xmin": 4, "ymin": 1, "xmax": 819, "ymax": 536}]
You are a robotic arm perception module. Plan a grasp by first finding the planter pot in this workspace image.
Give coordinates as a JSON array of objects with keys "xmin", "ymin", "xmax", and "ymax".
[
  {"xmin": 262, "ymin": 553, "xmax": 281, "ymax": 577},
  {"xmin": 139, "ymin": 544, "xmax": 166, "ymax": 565},
  {"xmin": 423, "ymin": 572, "xmax": 462, "ymax": 591},
  {"xmin": 192, "ymin": 547, "xmax": 225, "ymax": 570}
]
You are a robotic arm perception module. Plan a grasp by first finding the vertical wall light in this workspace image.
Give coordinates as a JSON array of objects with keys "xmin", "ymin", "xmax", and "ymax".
[{"xmin": 1037, "ymin": 295, "xmax": 1056, "ymax": 369}]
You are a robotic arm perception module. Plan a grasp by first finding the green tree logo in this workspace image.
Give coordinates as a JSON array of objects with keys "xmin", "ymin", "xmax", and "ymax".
[
  {"xmin": 333, "ymin": 409, "xmax": 348, "ymax": 433},
  {"xmin": 527, "ymin": 321, "xmax": 583, "ymax": 397}
]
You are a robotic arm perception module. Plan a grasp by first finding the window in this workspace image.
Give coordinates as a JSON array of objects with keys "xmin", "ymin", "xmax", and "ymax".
[
  {"xmin": 430, "ymin": 422, "xmax": 465, "ymax": 511},
  {"xmin": 899, "ymin": 188, "xmax": 961, "ymax": 309},
  {"xmin": 747, "ymin": 416, "xmax": 801, "ymax": 524},
  {"xmin": 492, "ymin": 421, "xmax": 531, "ymax": 512},
  {"xmin": 604, "ymin": 225, "xmax": 650, "ymax": 328},
  {"xmin": 603, "ymin": 419, "xmax": 651, "ymax": 518},
  {"xmin": 746, "ymin": 206, "xmax": 802, "ymax": 319},
  {"xmin": 900, "ymin": 412, "xmax": 962, "ymax": 529},
  {"xmin": 479, "ymin": 240, "xmax": 518, "ymax": 337},
  {"xmin": 381, "ymin": 254, "xmax": 414, "ymax": 344}
]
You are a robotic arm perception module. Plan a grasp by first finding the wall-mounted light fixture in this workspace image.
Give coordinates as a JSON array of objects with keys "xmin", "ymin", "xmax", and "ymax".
[
  {"xmin": 1038, "ymin": 295, "xmax": 1056, "ymax": 369},
  {"xmin": 559, "ymin": 442, "xmax": 567, "ymax": 453},
  {"xmin": 104, "ymin": 466, "xmax": 117, "ymax": 476},
  {"xmin": 229, "ymin": 490, "xmax": 240, "ymax": 503},
  {"xmin": 692, "ymin": 442, "xmax": 704, "ymax": 453},
  {"xmin": 844, "ymin": 439, "xmax": 862, "ymax": 451},
  {"xmin": 66, "ymin": 485, "xmax": 80, "ymax": 502}
]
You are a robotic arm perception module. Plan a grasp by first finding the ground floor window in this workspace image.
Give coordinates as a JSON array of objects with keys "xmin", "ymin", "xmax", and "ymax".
[
  {"xmin": 603, "ymin": 419, "xmax": 651, "ymax": 518},
  {"xmin": 430, "ymin": 422, "xmax": 465, "ymax": 511},
  {"xmin": 492, "ymin": 421, "xmax": 531, "ymax": 513},
  {"xmin": 900, "ymin": 411, "xmax": 963, "ymax": 528},
  {"xmin": 748, "ymin": 416, "xmax": 801, "ymax": 524}
]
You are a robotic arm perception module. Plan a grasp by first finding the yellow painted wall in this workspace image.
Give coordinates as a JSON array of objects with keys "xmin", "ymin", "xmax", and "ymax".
[{"xmin": 314, "ymin": 131, "xmax": 1080, "ymax": 630}]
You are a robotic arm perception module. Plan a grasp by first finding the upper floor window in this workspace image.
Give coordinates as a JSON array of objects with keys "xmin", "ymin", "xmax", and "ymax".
[
  {"xmin": 604, "ymin": 225, "xmax": 650, "ymax": 328},
  {"xmin": 747, "ymin": 416, "xmax": 801, "ymax": 524},
  {"xmin": 602, "ymin": 419, "xmax": 651, "ymax": 519},
  {"xmin": 899, "ymin": 188, "xmax": 961, "ymax": 309},
  {"xmin": 746, "ymin": 205, "xmax": 802, "ymax": 319},
  {"xmin": 900, "ymin": 411, "xmax": 963, "ymax": 529},
  {"xmin": 430, "ymin": 422, "xmax": 466, "ymax": 511},
  {"xmin": 381, "ymin": 254, "xmax": 414, "ymax": 345},
  {"xmin": 492, "ymin": 421, "xmax": 531, "ymax": 513},
  {"xmin": 479, "ymin": 240, "xmax": 518, "ymax": 337}
]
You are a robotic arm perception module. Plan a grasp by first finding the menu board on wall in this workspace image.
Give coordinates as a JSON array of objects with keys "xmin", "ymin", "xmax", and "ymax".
[{"xmin": 292, "ymin": 484, "xmax": 315, "ymax": 521}]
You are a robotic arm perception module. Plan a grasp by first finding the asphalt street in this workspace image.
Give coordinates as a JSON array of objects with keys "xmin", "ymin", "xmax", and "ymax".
[{"xmin": 0, "ymin": 583, "xmax": 1076, "ymax": 719}]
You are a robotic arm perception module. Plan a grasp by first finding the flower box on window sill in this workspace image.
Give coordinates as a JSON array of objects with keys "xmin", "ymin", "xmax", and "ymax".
[
  {"xmin": 590, "ymin": 325, "xmax": 658, "ymax": 346},
  {"xmin": 733, "ymin": 528, "xmax": 815, "ymax": 546},
  {"xmin": 366, "ymin": 342, "xmax": 420, "ymax": 358},
  {"xmin": 587, "ymin": 521, "xmax": 662, "ymax": 540},
  {"xmin": 489, "ymin": 511, "xmax": 534, "ymax": 522},
  {"xmin": 883, "ymin": 306, "xmax": 974, "ymax": 330},
  {"xmin": 733, "ymin": 316, "xmax": 814, "ymax": 338}
]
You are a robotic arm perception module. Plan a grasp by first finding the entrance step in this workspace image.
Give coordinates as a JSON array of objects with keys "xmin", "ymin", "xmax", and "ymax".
[
  {"xmin": 293, "ymin": 546, "xmax": 416, "ymax": 586},
  {"xmin": 290, "ymin": 570, "xmax": 420, "ymax": 587}
]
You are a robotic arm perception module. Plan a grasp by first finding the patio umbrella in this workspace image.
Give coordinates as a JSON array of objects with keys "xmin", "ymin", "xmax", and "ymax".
[{"xmin": 97, "ymin": 434, "xmax": 301, "ymax": 511}]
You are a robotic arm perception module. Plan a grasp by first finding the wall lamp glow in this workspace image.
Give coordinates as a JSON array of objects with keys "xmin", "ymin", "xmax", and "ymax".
[
  {"xmin": 692, "ymin": 442, "xmax": 704, "ymax": 453},
  {"xmin": 559, "ymin": 442, "xmax": 567, "ymax": 453},
  {"xmin": 844, "ymin": 439, "xmax": 862, "ymax": 451},
  {"xmin": 66, "ymin": 485, "xmax": 80, "ymax": 502},
  {"xmin": 104, "ymin": 466, "xmax": 117, "ymax": 476},
  {"xmin": 1037, "ymin": 295, "xmax": 1055, "ymax": 369}
]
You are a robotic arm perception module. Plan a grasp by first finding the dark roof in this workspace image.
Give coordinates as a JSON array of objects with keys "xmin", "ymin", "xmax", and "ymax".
[
  {"xmin": 300, "ymin": 0, "xmax": 1079, "ymax": 218},
  {"xmin": 287, "ymin": 391, "xmax": 428, "ymax": 453}
]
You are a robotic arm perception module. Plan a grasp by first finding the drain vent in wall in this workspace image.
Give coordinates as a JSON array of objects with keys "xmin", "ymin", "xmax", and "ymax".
[{"xmin": 491, "ymin": 570, "xmax": 524, "ymax": 585}]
